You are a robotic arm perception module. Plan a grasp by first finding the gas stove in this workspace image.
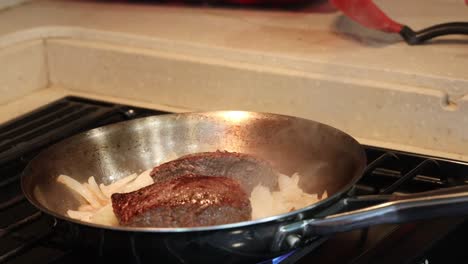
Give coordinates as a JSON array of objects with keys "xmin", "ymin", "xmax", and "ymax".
[{"xmin": 1, "ymin": 96, "xmax": 468, "ymax": 264}]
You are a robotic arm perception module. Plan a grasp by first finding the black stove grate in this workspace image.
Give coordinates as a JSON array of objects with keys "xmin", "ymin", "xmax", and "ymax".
[
  {"xmin": 1, "ymin": 97, "xmax": 468, "ymax": 264},
  {"xmin": 0, "ymin": 97, "xmax": 168, "ymax": 264},
  {"xmin": 0, "ymin": 96, "xmax": 166, "ymax": 167}
]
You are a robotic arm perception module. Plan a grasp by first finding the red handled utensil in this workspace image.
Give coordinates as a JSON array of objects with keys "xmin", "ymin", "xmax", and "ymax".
[{"xmin": 330, "ymin": 0, "xmax": 468, "ymax": 45}]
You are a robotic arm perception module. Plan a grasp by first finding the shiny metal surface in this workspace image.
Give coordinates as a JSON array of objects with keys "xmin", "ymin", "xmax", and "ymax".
[
  {"xmin": 276, "ymin": 181, "xmax": 468, "ymax": 251},
  {"xmin": 21, "ymin": 111, "xmax": 367, "ymax": 263}
]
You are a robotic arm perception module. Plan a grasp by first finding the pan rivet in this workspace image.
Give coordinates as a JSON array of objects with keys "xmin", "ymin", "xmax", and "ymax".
[
  {"xmin": 286, "ymin": 234, "xmax": 301, "ymax": 248},
  {"xmin": 124, "ymin": 109, "xmax": 136, "ymax": 118}
]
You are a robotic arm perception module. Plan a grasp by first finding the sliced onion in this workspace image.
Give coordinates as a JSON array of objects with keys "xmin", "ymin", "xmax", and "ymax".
[
  {"xmin": 58, "ymin": 170, "xmax": 155, "ymax": 226},
  {"xmin": 99, "ymin": 173, "xmax": 138, "ymax": 198},
  {"xmin": 87, "ymin": 176, "xmax": 108, "ymax": 202},
  {"xmin": 121, "ymin": 169, "xmax": 153, "ymax": 193},
  {"xmin": 57, "ymin": 175, "xmax": 102, "ymax": 208},
  {"xmin": 250, "ymin": 172, "xmax": 324, "ymax": 220},
  {"xmin": 78, "ymin": 204, "xmax": 96, "ymax": 212},
  {"xmin": 92, "ymin": 204, "xmax": 118, "ymax": 226},
  {"xmin": 67, "ymin": 210, "xmax": 93, "ymax": 222}
]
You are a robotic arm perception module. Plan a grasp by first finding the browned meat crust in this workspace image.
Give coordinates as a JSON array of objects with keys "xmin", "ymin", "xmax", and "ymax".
[
  {"xmin": 150, "ymin": 151, "xmax": 278, "ymax": 193},
  {"xmin": 111, "ymin": 174, "xmax": 251, "ymax": 227}
]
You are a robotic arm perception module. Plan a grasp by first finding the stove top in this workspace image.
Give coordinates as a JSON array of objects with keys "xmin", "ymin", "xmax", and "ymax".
[{"xmin": 1, "ymin": 96, "xmax": 468, "ymax": 264}]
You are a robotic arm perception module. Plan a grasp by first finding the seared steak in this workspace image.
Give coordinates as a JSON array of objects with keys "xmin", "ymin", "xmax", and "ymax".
[
  {"xmin": 150, "ymin": 151, "xmax": 278, "ymax": 193},
  {"xmin": 111, "ymin": 174, "xmax": 251, "ymax": 227}
]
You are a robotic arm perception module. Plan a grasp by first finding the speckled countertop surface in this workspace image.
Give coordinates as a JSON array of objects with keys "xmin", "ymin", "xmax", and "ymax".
[
  {"xmin": 0, "ymin": 0, "xmax": 467, "ymax": 160},
  {"xmin": 3, "ymin": 86, "xmax": 468, "ymax": 162},
  {"xmin": 0, "ymin": 0, "xmax": 467, "ymax": 91}
]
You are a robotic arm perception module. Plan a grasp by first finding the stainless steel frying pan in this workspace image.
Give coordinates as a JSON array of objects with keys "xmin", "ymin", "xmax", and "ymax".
[{"xmin": 20, "ymin": 111, "xmax": 468, "ymax": 263}]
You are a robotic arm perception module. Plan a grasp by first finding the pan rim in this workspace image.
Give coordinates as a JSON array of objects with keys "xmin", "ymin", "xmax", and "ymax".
[{"xmin": 20, "ymin": 110, "xmax": 366, "ymax": 233}]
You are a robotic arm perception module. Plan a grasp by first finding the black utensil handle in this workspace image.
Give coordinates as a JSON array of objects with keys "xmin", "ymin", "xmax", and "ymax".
[
  {"xmin": 274, "ymin": 185, "xmax": 468, "ymax": 251},
  {"xmin": 400, "ymin": 22, "xmax": 468, "ymax": 45}
]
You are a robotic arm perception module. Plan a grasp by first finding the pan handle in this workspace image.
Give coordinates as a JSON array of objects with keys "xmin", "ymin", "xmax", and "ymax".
[{"xmin": 273, "ymin": 185, "xmax": 468, "ymax": 251}]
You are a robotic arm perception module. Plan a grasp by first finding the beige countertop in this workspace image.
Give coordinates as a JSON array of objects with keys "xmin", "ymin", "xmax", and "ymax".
[
  {"xmin": 0, "ymin": 0, "xmax": 467, "ymax": 96},
  {"xmin": 3, "ymin": 86, "xmax": 468, "ymax": 162},
  {"xmin": 0, "ymin": 86, "xmax": 191, "ymax": 124},
  {"xmin": 0, "ymin": 0, "xmax": 468, "ymax": 161}
]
